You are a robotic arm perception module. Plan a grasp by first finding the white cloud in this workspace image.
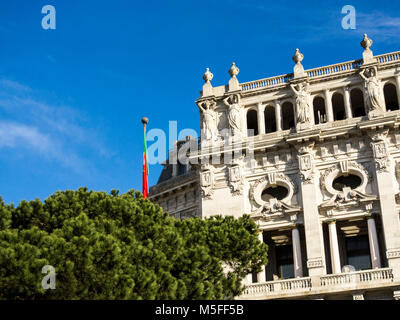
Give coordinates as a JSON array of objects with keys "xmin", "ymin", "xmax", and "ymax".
[{"xmin": 0, "ymin": 78, "xmax": 110, "ymax": 171}]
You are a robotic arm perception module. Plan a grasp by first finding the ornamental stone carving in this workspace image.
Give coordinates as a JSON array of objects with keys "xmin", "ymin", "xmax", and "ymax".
[
  {"xmin": 249, "ymin": 172, "xmax": 298, "ymax": 207},
  {"xmin": 307, "ymin": 258, "xmax": 324, "ymax": 269},
  {"xmin": 229, "ymin": 163, "xmax": 244, "ymax": 196},
  {"xmin": 369, "ymin": 129, "xmax": 390, "ymax": 173},
  {"xmin": 200, "ymin": 165, "xmax": 215, "ymax": 199},
  {"xmin": 320, "ymin": 160, "xmax": 371, "ymax": 195},
  {"xmin": 223, "ymin": 94, "xmax": 242, "ymax": 137},
  {"xmin": 360, "ymin": 66, "xmax": 385, "ymax": 117},
  {"xmin": 386, "ymin": 249, "xmax": 400, "ymax": 259},
  {"xmin": 290, "ymin": 82, "xmax": 312, "ymax": 131},
  {"xmin": 295, "ymin": 142, "xmax": 315, "ymax": 184}
]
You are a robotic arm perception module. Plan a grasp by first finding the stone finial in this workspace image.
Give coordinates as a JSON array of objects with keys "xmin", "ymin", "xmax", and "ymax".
[
  {"xmin": 292, "ymin": 48, "xmax": 304, "ymax": 64},
  {"xmin": 229, "ymin": 62, "xmax": 240, "ymax": 78},
  {"xmin": 360, "ymin": 34, "xmax": 373, "ymax": 51},
  {"xmin": 228, "ymin": 62, "xmax": 240, "ymax": 92},
  {"xmin": 360, "ymin": 34, "xmax": 376, "ymax": 64},
  {"xmin": 202, "ymin": 68, "xmax": 214, "ymax": 97},
  {"xmin": 203, "ymin": 68, "xmax": 213, "ymax": 83},
  {"xmin": 292, "ymin": 49, "xmax": 306, "ymax": 78}
]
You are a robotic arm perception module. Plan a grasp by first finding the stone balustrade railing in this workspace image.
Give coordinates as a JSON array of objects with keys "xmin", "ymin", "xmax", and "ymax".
[
  {"xmin": 376, "ymin": 51, "xmax": 400, "ymax": 64},
  {"xmin": 306, "ymin": 59, "xmax": 362, "ymax": 79},
  {"xmin": 241, "ymin": 74, "xmax": 293, "ymax": 92},
  {"xmin": 320, "ymin": 268, "xmax": 393, "ymax": 286},
  {"xmin": 240, "ymin": 51, "xmax": 400, "ymax": 93},
  {"xmin": 241, "ymin": 268, "xmax": 394, "ymax": 299}
]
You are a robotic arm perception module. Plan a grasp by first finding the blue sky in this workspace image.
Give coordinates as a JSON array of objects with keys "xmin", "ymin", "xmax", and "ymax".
[{"xmin": 0, "ymin": 0, "xmax": 399, "ymax": 204}]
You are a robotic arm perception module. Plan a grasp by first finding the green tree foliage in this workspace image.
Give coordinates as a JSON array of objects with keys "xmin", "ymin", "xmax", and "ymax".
[{"xmin": 0, "ymin": 188, "xmax": 268, "ymax": 300}]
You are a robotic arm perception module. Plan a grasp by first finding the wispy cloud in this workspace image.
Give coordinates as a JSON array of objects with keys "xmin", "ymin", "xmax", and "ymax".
[
  {"xmin": 358, "ymin": 11, "xmax": 400, "ymax": 41},
  {"xmin": 0, "ymin": 78, "xmax": 110, "ymax": 172}
]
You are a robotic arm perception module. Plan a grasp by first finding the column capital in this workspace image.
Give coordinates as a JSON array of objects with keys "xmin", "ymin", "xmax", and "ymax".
[{"xmin": 326, "ymin": 218, "xmax": 337, "ymax": 224}]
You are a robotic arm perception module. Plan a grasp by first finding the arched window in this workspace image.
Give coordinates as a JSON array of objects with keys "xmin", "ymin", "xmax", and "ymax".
[
  {"xmin": 282, "ymin": 102, "xmax": 295, "ymax": 130},
  {"xmin": 264, "ymin": 106, "xmax": 276, "ymax": 133},
  {"xmin": 247, "ymin": 109, "xmax": 258, "ymax": 136},
  {"xmin": 350, "ymin": 88, "xmax": 366, "ymax": 117},
  {"xmin": 384, "ymin": 83, "xmax": 399, "ymax": 111},
  {"xmin": 313, "ymin": 96, "xmax": 326, "ymax": 124},
  {"xmin": 332, "ymin": 92, "xmax": 346, "ymax": 120}
]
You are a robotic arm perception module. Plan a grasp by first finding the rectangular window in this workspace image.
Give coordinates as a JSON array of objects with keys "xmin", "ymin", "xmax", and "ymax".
[
  {"xmin": 276, "ymin": 245, "xmax": 294, "ymax": 279},
  {"xmin": 345, "ymin": 235, "xmax": 371, "ymax": 271}
]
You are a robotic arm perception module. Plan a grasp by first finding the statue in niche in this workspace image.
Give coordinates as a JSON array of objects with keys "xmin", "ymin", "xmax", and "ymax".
[
  {"xmin": 360, "ymin": 66, "xmax": 384, "ymax": 115},
  {"xmin": 290, "ymin": 82, "xmax": 311, "ymax": 126},
  {"xmin": 223, "ymin": 94, "xmax": 242, "ymax": 137},
  {"xmin": 197, "ymin": 100, "xmax": 218, "ymax": 144}
]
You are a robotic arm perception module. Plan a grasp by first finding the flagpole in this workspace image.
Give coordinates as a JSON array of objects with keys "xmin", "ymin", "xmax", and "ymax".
[{"xmin": 142, "ymin": 117, "xmax": 149, "ymax": 199}]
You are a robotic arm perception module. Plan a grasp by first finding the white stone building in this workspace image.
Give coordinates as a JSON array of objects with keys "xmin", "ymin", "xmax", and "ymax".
[{"xmin": 149, "ymin": 35, "xmax": 400, "ymax": 300}]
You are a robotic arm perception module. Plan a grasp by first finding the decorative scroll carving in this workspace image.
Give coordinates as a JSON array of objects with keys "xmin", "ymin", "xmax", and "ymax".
[
  {"xmin": 250, "ymin": 198, "xmax": 301, "ymax": 222},
  {"xmin": 320, "ymin": 160, "xmax": 371, "ymax": 194},
  {"xmin": 249, "ymin": 172, "xmax": 298, "ymax": 205}
]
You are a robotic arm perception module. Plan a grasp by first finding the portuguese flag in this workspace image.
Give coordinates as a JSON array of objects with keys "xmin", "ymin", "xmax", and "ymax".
[{"xmin": 142, "ymin": 122, "xmax": 149, "ymax": 199}]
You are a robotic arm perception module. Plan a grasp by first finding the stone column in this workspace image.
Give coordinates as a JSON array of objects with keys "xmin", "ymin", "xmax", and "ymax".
[
  {"xmin": 344, "ymin": 86, "xmax": 353, "ymax": 119},
  {"xmin": 324, "ymin": 90, "xmax": 334, "ymax": 122},
  {"xmin": 292, "ymin": 226, "xmax": 303, "ymax": 278},
  {"xmin": 369, "ymin": 129, "xmax": 400, "ymax": 278},
  {"xmin": 257, "ymin": 103, "xmax": 265, "ymax": 135},
  {"xmin": 396, "ymin": 76, "xmax": 400, "ymax": 108},
  {"xmin": 275, "ymin": 100, "xmax": 282, "ymax": 131},
  {"xmin": 257, "ymin": 230, "xmax": 266, "ymax": 282},
  {"xmin": 328, "ymin": 220, "xmax": 342, "ymax": 274},
  {"xmin": 366, "ymin": 215, "xmax": 382, "ymax": 269}
]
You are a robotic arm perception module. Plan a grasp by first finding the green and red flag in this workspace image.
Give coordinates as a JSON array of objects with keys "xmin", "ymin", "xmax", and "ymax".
[{"xmin": 142, "ymin": 122, "xmax": 149, "ymax": 199}]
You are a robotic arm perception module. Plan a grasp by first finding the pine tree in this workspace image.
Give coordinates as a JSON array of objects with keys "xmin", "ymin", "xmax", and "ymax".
[{"xmin": 0, "ymin": 188, "xmax": 268, "ymax": 299}]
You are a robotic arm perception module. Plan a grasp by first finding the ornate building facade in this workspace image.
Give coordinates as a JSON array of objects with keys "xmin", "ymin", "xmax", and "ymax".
[{"xmin": 149, "ymin": 35, "xmax": 400, "ymax": 300}]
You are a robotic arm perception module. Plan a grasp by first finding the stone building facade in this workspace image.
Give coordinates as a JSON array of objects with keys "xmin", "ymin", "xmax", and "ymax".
[{"xmin": 149, "ymin": 35, "xmax": 400, "ymax": 300}]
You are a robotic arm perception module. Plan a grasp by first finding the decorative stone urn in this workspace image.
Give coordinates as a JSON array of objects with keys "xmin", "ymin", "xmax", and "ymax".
[
  {"xmin": 203, "ymin": 68, "xmax": 213, "ymax": 83},
  {"xmin": 360, "ymin": 34, "xmax": 373, "ymax": 51},
  {"xmin": 229, "ymin": 62, "xmax": 240, "ymax": 78},
  {"xmin": 292, "ymin": 49, "xmax": 304, "ymax": 64}
]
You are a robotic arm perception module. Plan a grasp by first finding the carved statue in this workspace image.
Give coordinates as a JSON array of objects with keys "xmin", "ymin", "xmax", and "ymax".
[
  {"xmin": 197, "ymin": 100, "xmax": 218, "ymax": 144},
  {"xmin": 360, "ymin": 66, "xmax": 384, "ymax": 115},
  {"xmin": 290, "ymin": 82, "xmax": 311, "ymax": 125},
  {"xmin": 223, "ymin": 94, "xmax": 242, "ymax": 136}
]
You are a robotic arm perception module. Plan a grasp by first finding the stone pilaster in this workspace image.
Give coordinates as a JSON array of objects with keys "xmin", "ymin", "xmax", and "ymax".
[
  {"xmin": 294, "ymin": 141, "xmax": 326, "ymax": 276},
  {"xmin": 369, "ymin": 129, "xmax": 400, "ymax": 277}
]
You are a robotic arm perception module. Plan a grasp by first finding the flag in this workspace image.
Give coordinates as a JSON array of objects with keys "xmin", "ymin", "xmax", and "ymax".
[{"xmin": 142, "ymin": 123, "xmax": 149, "ymax": 199}]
